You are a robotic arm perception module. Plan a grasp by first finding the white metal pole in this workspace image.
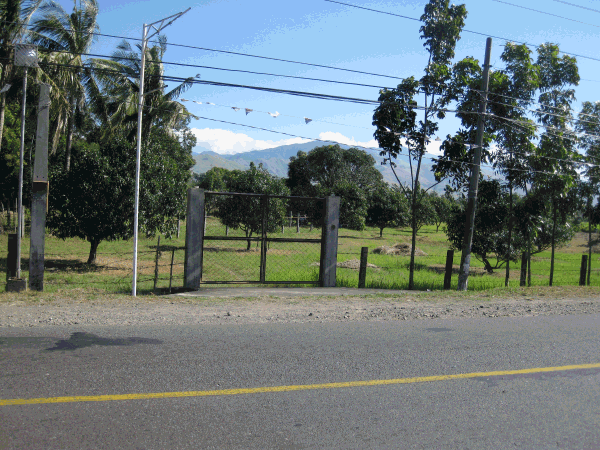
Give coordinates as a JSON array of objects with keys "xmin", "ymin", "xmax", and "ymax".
[
  {"xmin": 16, "ymin": 66, "xmax": 27, "ymax": 279},
  {"xmin": 132, "ymin": 24, "xmax": 148, "ymax": 297}
]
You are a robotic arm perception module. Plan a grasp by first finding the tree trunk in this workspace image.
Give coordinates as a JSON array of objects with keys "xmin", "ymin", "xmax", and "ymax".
[
  {"xmin": 87, "ymin": 238, "xmax": 100, "ymax": 264},
  {"xmin": 549, "ymin": 199, "xmax": 557, "ymax": 286},
  {"xmin": 505, "ymin": 184, "xmax": 513, "ymax": 287},
  {"xmin": 380, "ymin": 227, "xmax": 383, "ymax": 238},
  {"xmin": 246, "ymin": 230, "xmax": 251, "ymax": 251},
  {"xmin": 588, "ymin": 195, "xmax": 592, "ymax": 286},
  {"xmin": 65, "ymin": 97, "xmax": 76, "ymax": 172}
]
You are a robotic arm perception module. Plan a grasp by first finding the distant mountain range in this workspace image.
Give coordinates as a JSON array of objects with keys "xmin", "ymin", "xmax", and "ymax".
[{"xmin": 191, "ymin": 141, "xmax": 461, "ymax": 193}]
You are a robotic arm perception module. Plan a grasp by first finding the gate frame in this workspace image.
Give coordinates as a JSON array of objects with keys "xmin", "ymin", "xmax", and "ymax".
[{"xmin": 184, "ymin": 188, "xmax": 339, "ymax": 289}]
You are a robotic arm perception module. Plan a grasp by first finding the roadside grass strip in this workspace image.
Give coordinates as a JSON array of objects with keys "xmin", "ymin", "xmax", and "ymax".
[{"xmin": 2, "ymin": 362, "xmax": 600, "ymax": 406}]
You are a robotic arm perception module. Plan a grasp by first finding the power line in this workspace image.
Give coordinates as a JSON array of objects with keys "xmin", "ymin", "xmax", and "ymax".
[
  {"xmin": 492, "ymin": 0, "xmax": 600, "ymax": 29},
  {"xmin": 9, "ymin": 19, "xmax": 408, "ymax": 81},
  {"xmin": 324, "ymin": 0, "xmax": 600, "ymax": 64},
  {"xmin": 44, "ymin": 49, "xmax": 397, "ymax": 90},
  {"xmin": 552, "ymin": 0, "xmax": 600, "ymax": 14}
]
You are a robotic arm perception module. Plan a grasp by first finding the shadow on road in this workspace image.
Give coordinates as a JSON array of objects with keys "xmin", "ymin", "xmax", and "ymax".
[{"xmin": 45, "ymin": 332, "xmax": 162, "ymax": 351}]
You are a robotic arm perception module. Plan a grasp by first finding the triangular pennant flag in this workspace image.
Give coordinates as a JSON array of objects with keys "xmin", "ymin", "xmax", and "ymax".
[
  {"xmin": 304, "ymin": 117, "xmax": 312, "ymax": 124},
  {"xmin": 180, "ymin": 98, "xmax": 189, "ymax": 102},
  {"xmin": 383, "ymin": 126, "xmax": 391, "ymax": 133},
  {"xmin": 245, "ymin": 108, "xmax": 253, "ymax": 115},
  {"xmin": 232, "ymin": 107, "xmax": 240, "ymax": 112},
  {"xmin": 193, "ymin": 101, "xmax": 202, "ymax": 104},
  {"xmin": 268, "ymin": 111, "xmax": 280, "ymax": 118},
  {"xmin": 393, "ymin": 132, "xmax": 402, "ymax": 137},
  {"xmin": 206, "ymin": 102, "xmax": 215, "ymax": 105}
]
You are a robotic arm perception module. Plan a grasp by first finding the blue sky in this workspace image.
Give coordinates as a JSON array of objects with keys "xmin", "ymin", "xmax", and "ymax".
[{"xmin": 56, "ymin": 0, "xmax": 600, "ymax": 155}]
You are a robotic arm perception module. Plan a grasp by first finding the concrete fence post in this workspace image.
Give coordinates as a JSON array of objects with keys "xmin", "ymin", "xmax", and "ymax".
[
  {"xmin": 320, "ymin": 196, "xmax": 340, "ymax": 288},
  {"xmin": 29, "ymin": 83, "xmax": 51, "ymax": 291},
  {"xmin": 184, "ymin": 188, "xmax": 205, "ymax": 289}
]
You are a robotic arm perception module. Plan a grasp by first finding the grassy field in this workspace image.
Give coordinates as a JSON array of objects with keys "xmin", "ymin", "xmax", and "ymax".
[{"xmin": 1, "ymin": 214, "xmax": 599, "ymax": 296}]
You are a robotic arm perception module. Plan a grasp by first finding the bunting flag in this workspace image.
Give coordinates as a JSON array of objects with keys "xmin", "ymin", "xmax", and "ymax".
[
  {"xmin": 0, "ymin": 84, "xmax": 11, "ymax": 94},
  {"xmin": 193, "ymin": 101, "xmax": 202, "ymax": 104},
  {"xmin": 180, "ymin": 98, "xmax": 189, "ymax": 102},
  {"xmin": 206, "ymin": 102, "xmax": 215, "ymax": 105},
  {"xmin": 304, "ymin": 117, "xmax": 312, "ymax": 124},
  {"xmin": 245, "ymin": 108, "xmax": 253, "ymax": 115},
  {"xmin": 232, "ymin": 107, "xmax": 240, "ymax": 112},
  {"xmin": 268, "ymin": 111, "xmax": 280, "ymax": 118},
  {"xmin": 383, "ymin": 126, "xmax": 391, "ymax": 133}
]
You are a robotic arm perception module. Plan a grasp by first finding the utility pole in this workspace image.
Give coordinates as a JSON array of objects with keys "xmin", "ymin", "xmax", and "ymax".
[
  {"xmin": 457, "ymin": 37, "xmax": 492, "ymax": 291},
  {"xmin": 13, "ymin": 45, "xmax": 38, "ymax": 287},
  {"xmin": 132, "ymin": 8, "xmax": 190, "ymax": 297}
]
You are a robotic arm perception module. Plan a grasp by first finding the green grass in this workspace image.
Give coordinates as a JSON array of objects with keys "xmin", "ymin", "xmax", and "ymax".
[{"xmin": 1, "ymin": 217, "xmax": 598, "ymax": 297}]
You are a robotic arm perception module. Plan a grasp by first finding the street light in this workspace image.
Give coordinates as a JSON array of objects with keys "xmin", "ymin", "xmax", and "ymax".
[
  {"xmin": 14, "ymin": 44, "xmax": 38, "ymax": 282},
  {"xmin": 132, "ymin": 8, "xmax": 190, "ymax": 297}
]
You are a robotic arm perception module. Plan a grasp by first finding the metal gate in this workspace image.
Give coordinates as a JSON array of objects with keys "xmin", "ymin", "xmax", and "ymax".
[{"xmin": 184, "ymin": 189, "xmax": 339, "ymax": 288}]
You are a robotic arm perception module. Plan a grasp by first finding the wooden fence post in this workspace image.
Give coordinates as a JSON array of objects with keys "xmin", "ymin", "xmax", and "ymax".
[
  {"xmin": 358, "ymin": 247, "xmax": 368, "ymax": 288},
  {"xmin": 579, "ymin": 254, "xmax": 588, "ymax": 286},
  {"xmin": 443, "ymin": 249, "xmax": 454, "ymax": 290},
  {"xmin": 153, "ymin": 236, "xmax": 161, "ymax": 292},
  {"xmin": 169, "ymin": 248, "xmax": 175, "ymax": 294}
]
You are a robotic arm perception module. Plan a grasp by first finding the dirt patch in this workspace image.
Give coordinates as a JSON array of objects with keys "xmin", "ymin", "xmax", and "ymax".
[
  {"xmin": 311, "ymin": 259, "xmax": 380, "ymax": 270},
  {"xmin": 373, "ymin": 243, "xmax": 428, "ymax": 256}
]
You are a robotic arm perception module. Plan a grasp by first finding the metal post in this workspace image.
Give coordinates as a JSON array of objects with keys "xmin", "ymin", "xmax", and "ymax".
[
  {"xmin": 153, "ymin": 236, "xmax": 160, "ymax": 292},
  {"xmin": 458, "ymin": 37, "xmax": 493, "ymax": 291},
  {"xmin": 132, "ymin": 24, "xmax": 147, "ymax": 297},
  {"xmin": 132, "ymin": 8, "xmax": 190, "ymax": 297},
  {"xmin": 259, "ymin": 195, "xmax": 268, "ymax": 283},
  {"xmin": 184, "ymin": 188, "xmax": 205, "ymax": 289},
  {"xmin": 15, "ymin": 66, "xmax": 27, "ymax": 279}
]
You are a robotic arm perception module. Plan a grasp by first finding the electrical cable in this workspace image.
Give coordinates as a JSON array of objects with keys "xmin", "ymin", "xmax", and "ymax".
[
  {"xmin": 8, "ymin": 19, "xmax": 407, "ymax": 81},
  {"xmin": 492, "ymin": 0, "xmax": 600, "ymax": 28},
  {"xmin": 552, "ymin": 0, "xmax": 600, "ymax": 14},
  {"xmin": 324, "ymin": 0, "xmax": 600, "ymax": 64}
]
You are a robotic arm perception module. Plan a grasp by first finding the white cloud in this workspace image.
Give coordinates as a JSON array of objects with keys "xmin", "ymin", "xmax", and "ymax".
[
  {"xmin": 317, "ymin": 132, "xmax": 379, "ymax": 149},
  {"xmin": 191, "ymin": 128, "xmax": 310, "ymax": 154}
]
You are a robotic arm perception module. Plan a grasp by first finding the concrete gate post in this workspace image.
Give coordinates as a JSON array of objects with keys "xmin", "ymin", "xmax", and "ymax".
[
  {"xmin": 320, "ymin": 195, "xmax": 340, "ymax": 287},
  {"xmin": 184, "ymin": 188, "xmax": 205, "ymax": 289},
  {"xmin": 29, "ymin": 83, "xmax": 51, "ymax": 291}
]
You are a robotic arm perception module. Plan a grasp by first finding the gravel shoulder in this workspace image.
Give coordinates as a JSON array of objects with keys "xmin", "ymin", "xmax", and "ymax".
[{"xmin": 1, "ymin": 286, "xmax": 600, "ymax": 328}]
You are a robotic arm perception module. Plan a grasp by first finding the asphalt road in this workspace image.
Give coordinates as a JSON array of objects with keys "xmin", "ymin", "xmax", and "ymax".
[{"xmin": 1, "ymin": 314, "xmax": 600, "ymax": 449}]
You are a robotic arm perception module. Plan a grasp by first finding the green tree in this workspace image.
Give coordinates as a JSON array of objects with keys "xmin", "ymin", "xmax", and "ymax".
[
  {"xmin": 366, "ymin": 184, "xmax": 408, "ymax": 237},
  {"xmin": 446, "ymin": 180, "xmax": 519, "ymax": 273},
  {"xmin": 216, "ymin": 162, "xmax": 289, "ymax": 250},
  {"xmin": 91, "ymin": 36, "xmax": 195, "ymax": 140},
  {"xmin": 287, "ymin": 144, "xmax": 382, "ymax": 230},
  {"xmin": 373, "ymin": 0, "xmax": 467, "ymax": 289},
  {"xmin": 430, "ymin": 191, "xmax": 454, "ymax": 232},
  {"xmin": 47, "ymin": 127, "xmax": 194, "ymax": 264}
]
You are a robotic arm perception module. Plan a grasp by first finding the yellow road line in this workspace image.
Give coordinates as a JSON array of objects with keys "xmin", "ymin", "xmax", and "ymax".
[{"xmin": 2, "ymin": 362, "xmax": 600, "ymax": 406}]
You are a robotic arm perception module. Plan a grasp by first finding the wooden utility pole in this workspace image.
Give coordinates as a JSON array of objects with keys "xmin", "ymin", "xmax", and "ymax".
[{"xmin": 458, "ymin": 37, "xmax": 493, "ymax": 291}]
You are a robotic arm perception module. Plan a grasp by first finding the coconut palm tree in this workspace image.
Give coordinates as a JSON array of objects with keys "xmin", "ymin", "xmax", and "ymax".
[
  {"xmin": 0, "ymin": 0, "xmax": 44, "ymax": 152},
  {"xmin": 91, "ymin": 35, "xmax": 196, "ymax": 141},
  {"xmin": 29, "ymin": 0, "xmax": 102, "ymax": 170}
]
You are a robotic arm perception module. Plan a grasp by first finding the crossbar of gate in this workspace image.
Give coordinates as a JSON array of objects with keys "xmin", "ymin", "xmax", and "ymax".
[{"xmin": 184, "ymin": 189, "xmax": 339, "ymax": 289}]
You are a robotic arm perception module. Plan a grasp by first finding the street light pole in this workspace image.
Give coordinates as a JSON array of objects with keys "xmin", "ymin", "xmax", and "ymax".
[
  {"xmin": 132, "ymin": 8, "xmax": 191, "ymax": 297},
  {"xmin": 14, "ymin": 44, "xmax": 38, "ymax": 282}
]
